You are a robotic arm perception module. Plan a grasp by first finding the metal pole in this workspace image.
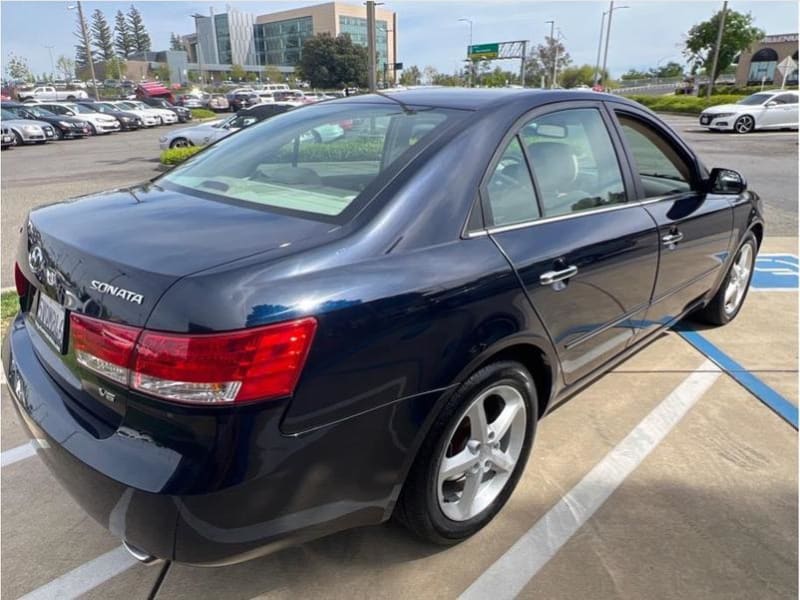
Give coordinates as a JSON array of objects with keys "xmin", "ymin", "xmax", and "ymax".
[
  {"xmin": 600, "ymin": 1, "xmax": 614, "ymax": 88},
  {"xmin": 546, "ymin": 20, "xmax": 555, "ymax": 88},
  {"xmin": 76, "ymin": 1, "xmax": 99, "ymax": 100},
  {"xmin": 520, "ymin": 40, "xmax": 527, "ymax": 86},
  {"xmin": 366, "ymin": 1, "xmax": 377, "ymax": 92},
  {"xmin": 459, "ymin": 19, "xmax": 473, "ymax": 87},
  {"xmin": 706, "ymin": 0, "xmax": 728, "ymax": 99},
  {"xmin": 44, "ymin": 46, "xmax": 55, "ymax": 80},
  {"xmin": 593, "ymin": 12, "xmax": 606, "ymax": 85},
  {"xmin": 392, "ymin": 12, "xmax": 398, "ymax": 86}
]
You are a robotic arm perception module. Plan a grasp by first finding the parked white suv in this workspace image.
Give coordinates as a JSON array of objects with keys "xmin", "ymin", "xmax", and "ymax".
[{"xmin": 699, "ymin": 90, "xmax": 799, "ymax": 133}]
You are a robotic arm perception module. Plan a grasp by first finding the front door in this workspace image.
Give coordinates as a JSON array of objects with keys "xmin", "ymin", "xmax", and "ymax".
[
  {"xmin": 482, "ymin": 104, "xmax": 659, "ymax": 385},
  {"xmin": 610, "ymin": 107, "xmax": 733, "ymax": 335},
  {"xmin": 762, "ymin": 92, "xmax": 799, "ymax": 128}
]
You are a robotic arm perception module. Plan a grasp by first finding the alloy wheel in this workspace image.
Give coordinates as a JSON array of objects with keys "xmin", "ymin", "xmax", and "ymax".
[
  {"xmin": 170, "ymin": 138, "xmax": 191, "ymax": 148},
  {"xmin": 437, "ymin": 384, "xmax": 527, "ymax": 521},
  {"xmin": 723, "ymin": 243, "xmax": 754, "ymax": 315},
  {"xmin": 734, "ymin": 115, "xmax": 754, "ymax": 134}
]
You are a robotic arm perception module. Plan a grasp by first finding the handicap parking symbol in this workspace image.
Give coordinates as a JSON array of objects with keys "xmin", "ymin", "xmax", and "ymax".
[{"xmin": 752, "ymin": 253, "xmax": 798, "ymax": 291}]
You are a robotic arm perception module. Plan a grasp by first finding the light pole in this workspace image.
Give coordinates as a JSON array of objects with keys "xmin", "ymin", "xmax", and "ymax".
[
  {"xmin": 458, "ymin": 18, "xmax": 473, "ymax": 87},
  {"xmin": 545, "ymin": 20, "xmax": 556, "ymax": 88},
  {"xmin": 593, "ymin": 12, "xmax": 607, "ymax": 85},
  {"xmin": 67, "ymin": 2, "xmax": 99, "ymax": 100},
  {"xmin": 599, "ymin": 2, "xmax": 629, "ymax": 88},
  {"xmin": 377, "ymin": 24, "xmax": 394, "ymax": 88},
  {"xmin": 43, "ymin": 45, "xmax": 55, "ymax": 81},
  {"xmin": 707, "ymin": 0, "xmax": 728, "ymax": 99}
]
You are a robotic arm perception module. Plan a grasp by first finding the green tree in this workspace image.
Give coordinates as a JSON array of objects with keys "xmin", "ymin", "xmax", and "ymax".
[
  {"xmin": 114, "ymin": 10, "xmax": 135, "ymax": 58},
  {"xmin": 91, "ymin": 9, "xmax": 115, "ymax": 62},
  {"xmin": 56, "ymin": 55, "xmax": 76, "ymax": 80},
  {"xmin": 105, "ymin": 56, "xmax": 126, "ymax": 80},
  {"xmin": 264, "ymin": 65, "xmax": 282, "ymax": 83},
  {"xmin": 297, "ymin": 33, "xmax": 369, "ymax": 89},
  {"xmin": 422, "ymin": 65, "xmax": 439, "ymax": 85},
  {"xmin": 537, "ymin": 36, "xmax": 571, "ymax": 87},
  {"xmin": 650, "ymin": 61, "xmax": 684, "ymax": 78},
  {"xmin": 559, "ymin": 64, "xmax": 598, "ymax": 88},
  {"xmin": 478, "ymin": 66, "xmax": 518, "ymax": 87},
  {"xmin": 230, "ymin": 64, "xmax": 246, "ymax": 81},
  {"xmin": 6, "ymin": 52, "xmax": 31, "ymax": 80},
  {"xmin": 399, "ymin": 64, "xmax": 420, "ymax": 86},
  {"xmin": 684, "ymin": 8, "xmax": 763, "ymax": 81},
  {"xmin": 620, "ymin": 68, "xmax": 651, "ymax": 80},
  {"xmin": 127, "ymin": 4, "xmax": 151, "ymax": 53},
  {"xmin": 170, "ymin": 33, "xmax": 183, "ymax": 52}
]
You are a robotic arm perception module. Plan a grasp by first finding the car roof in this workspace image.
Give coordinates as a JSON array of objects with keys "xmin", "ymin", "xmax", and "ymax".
[{"xmin": 334, "ymin": 87, "xmax": 630, "ymax": 111}]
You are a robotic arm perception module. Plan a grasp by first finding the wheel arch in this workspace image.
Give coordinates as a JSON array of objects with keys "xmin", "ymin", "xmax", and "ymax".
[{"xmin": 749, "ymin": 221, "xmax": 764, "ymax": 249}]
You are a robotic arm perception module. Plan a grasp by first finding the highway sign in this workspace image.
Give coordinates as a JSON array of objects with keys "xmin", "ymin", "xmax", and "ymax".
[{"xmin": 469, "ymin": 43, "xmax": 499, "ymax": 60}]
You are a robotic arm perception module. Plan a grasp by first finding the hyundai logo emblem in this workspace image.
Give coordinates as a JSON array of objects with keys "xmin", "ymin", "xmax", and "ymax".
[{"xmin": 28, "ymin": 245, "xmax": 44, "ymax": 273}]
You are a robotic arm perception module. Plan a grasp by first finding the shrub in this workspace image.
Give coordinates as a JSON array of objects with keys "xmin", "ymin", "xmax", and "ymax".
[
  {"xmin": 626, "ymin": 94, "xmax": 747, "ymax": 114},
  {"xmin": 160, "ymin": 146, "xmax": 202, "ymax": 166},
  {"xmin": 190, "ymin": 108, "xmax": 216, "ymax": 119}
]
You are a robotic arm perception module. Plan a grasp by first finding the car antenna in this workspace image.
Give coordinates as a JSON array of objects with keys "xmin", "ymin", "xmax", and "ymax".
[{"xmin": 370, "ymin": 89, "xmax": 416, "ymax": 115}]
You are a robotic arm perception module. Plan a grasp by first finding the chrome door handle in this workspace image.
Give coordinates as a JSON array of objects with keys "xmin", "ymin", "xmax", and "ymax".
[
  {"xmin": 662, "ymin": 232, "xmax": 684, "ymax": 245},
  {"xmin": 540, "ymin": 265, "xmax": 578, "ymax": 286}
]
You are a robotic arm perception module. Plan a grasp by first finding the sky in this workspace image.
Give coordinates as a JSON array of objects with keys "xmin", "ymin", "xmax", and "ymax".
[{"xmin": 1, "ymin": 0, "xmax": 797, "ymax": 79}]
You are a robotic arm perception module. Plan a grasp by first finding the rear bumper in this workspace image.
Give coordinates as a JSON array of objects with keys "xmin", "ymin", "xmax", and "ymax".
[{"xmin": 2, "ymin": 314, "xmax": 428, "ymax": 565}]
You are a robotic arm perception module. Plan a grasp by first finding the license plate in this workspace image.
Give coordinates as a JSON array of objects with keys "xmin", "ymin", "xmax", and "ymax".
[{"xmin": 35, "ymin": 293, "xmax": 66, "ymax": 352}]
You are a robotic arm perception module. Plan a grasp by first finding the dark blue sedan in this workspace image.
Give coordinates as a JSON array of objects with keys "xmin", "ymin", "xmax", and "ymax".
[{"xmin": 3, "ymin": 88, "xmax": 763, "ymax": 566}]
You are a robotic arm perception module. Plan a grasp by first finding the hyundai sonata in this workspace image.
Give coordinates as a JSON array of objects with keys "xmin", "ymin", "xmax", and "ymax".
[{"xmin": 3, "ymin": 89, "xmax": 763, "ymax": 566}]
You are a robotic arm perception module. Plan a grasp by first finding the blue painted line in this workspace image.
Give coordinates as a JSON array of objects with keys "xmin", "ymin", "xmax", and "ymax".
[
  {"xmin": 676, "ymin": 328, "xmax": 798, "ymax": 429},
  {"xmin": 752, "ymin": 254, "xmax": 798, "ymax": 290}
]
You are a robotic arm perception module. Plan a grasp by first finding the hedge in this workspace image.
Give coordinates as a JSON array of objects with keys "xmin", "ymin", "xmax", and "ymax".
[
  {"xmin": 190, "ymin": 108, "xmax": 217, "ymax": 119},
  {"xmin": 627, "ymin": 94, "xmax": 747, "ymax": 115},
  {"xmin": 696, "ymin": 83, "xmax": 797, "ymax": 96},
  {"xmin": 160, "ymin": 146, "xmax": 203, "ymax": 166}
]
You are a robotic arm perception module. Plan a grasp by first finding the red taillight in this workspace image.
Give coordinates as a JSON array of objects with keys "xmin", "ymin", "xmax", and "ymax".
[
  {"xmin": 71, "ymin": 314, "xmax": 140, "ymax": 385},
  {"xmin": 69, "ymin": 314, "xmax": 316, "ymax": 405},
  {"xmin": 14, "ymin": 262, "xmax": 29, "ymax": 298}
]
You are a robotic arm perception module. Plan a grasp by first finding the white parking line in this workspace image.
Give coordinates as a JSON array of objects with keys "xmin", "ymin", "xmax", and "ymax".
[
  {"xmin": 459, "ymin": 359, "xmax": 721, "ymax": 600},
  {"xmin": 18, "ymin": 546, "xmax": 137, "ymax": 600},
  {"xmin": 1, "ymin": 441, "xmax": 37, "ymax": 467}
]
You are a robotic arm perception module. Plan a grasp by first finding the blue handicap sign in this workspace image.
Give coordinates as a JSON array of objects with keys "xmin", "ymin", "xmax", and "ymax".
[{"xmin": 752, "ymin": 254, "xmax": 798, "ymax": 290}]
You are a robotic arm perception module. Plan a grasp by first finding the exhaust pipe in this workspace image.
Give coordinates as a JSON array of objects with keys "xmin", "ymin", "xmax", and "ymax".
[{"xmin": 123, "ymin": 540, "xmax": 163, "ymax": 565}]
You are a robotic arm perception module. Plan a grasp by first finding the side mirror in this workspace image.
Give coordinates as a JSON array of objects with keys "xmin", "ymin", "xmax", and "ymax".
[
  {"xmin": 765, "ymin": 101, "xmax": 778, "ymax": 108},
  {"xmin": 708, "ymin": 167, "xmax": 747, "ymax": 195}
]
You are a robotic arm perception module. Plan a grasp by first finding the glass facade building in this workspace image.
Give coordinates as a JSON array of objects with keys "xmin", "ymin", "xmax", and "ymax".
[
  {"xmin": 215, "ymin": 14, "xmax": 232, "ymax": 65},
  {"xmin": 254, "ymin": 17, "xmax": 314, "ymax": 66},
  {"xmin": 338, "ymin": 16, "xmax": 389, "ymax": 67}
]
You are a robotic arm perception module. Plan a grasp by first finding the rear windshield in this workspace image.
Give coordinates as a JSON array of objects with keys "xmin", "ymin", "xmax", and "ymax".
[{"xmin": 159, "ymin": 102, "xmax": 465, "ymax": 221}]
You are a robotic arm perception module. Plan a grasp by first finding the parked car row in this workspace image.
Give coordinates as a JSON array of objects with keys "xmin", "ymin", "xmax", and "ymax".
[{"xmin": 0, "ymin": 97, "xmax": 192, "ymax": 148}]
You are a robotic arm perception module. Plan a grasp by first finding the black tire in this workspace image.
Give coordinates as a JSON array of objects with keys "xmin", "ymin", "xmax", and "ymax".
[
  {"xmin": 693, "ymin": 232, "xmax": 758, "ymax": 326},
  {"xmin": 733, "ymin": 115, "xmax": 755, "ymax": 134},
  {"xmin": 169, "ymin": 138, "xmax": 192, "ymax": 149},
  {"xmin": 66, "ymin": 95, "xmax": 76, "ymax": 100},
  {"xmin": 55, "ymin": 128, "xmax": 64, "ymax": 140},
  {"xmin": 89, "ymin": 123, "xmax": 98, "ymax": 136},
  {"xmin": 395, "ymin": 360, "xmax": 537, "ymax": 545},
  {"xmin": 12, "ymin": 131, "xmax": 23, "ymax": 146}
]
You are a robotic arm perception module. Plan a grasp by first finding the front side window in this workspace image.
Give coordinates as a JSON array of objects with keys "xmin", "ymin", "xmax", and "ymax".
[
  {"xmin": 616, "ymin": 113, "xmax": 693, "ymax": 197},
  {"xmin": 521, "ymin": 108, "xmax": 626, "ymax": 218},
  {"xmin": 484, "ymin": 137, "xmax": 540, "ymax": 227},
  {"xmin": 737, "ymin": 93, "xmax": 773, "ymax": 106},
  {"xmin": 161, "ymin": 104, "xmax": 463, "ymax": 220}
]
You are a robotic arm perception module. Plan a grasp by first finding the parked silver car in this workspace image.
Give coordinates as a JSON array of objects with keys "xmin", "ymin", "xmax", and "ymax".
[
  {"xmin": 0, "ymin": 108, "xmax": 55, "ymax": 144},
  {"xmin": 1, "ymin": 126, "xmax": 13, "ymax": 149}
]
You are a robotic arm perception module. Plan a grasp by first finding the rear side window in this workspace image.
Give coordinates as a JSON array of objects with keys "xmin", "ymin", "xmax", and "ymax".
[
  {"xmin": 616, "ymin": 113, "xmax": 693, "ymax": 197},
  {"xmin": 520, "ymin": 108, "xmax": 626, "ymax": 218},
  {"xmin": 772, "ymin": 93, "xmax": 798, "ymax": 104},
  {"xmin": 484, "ymin": 137, "xmax": 540, "ymax": 226},
  {"xmin": 161, "ymin": 104, "xmax": 463, "ymax": 220}
]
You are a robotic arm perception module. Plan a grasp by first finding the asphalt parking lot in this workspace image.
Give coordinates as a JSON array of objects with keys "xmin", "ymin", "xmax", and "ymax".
[{"xmin": 1, "ymin": 114, "xmax": 797, "ymax": 599}]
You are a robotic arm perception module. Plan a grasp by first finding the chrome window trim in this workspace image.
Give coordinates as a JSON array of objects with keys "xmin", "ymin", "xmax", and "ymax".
[{"xmin": 466, "ymin": 199, "xmax": 643, "ymax": 238}]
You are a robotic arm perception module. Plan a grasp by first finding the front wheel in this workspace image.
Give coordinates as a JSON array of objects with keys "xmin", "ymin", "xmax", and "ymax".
[
  {"xmin": 89, "ymin": 123, "xmax": 98, "ymax": 136},
  {"xmin": 734, "ymin": 115, "xmax": 755, "ymax": 134},
  {"xmin": 395, "ymin": 361, "xmax": 537, "ymax": 544},
  {"xmin": 694, "ymin": 233, "xmax": 757, "ymax": 325},
  {"xmin": 169, "ymin": 138, "xmax": 192, "ymax": 149},
  {"xmin": 12, "ymin": 131, "xmax": 23, "ymax": 146}
]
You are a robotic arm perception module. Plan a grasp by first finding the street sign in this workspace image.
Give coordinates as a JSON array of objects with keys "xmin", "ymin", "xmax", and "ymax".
[
  {"xmin": 777, "ymin": 55, "xmax": 797, "ymax": 78},
  {"xmin": 394, "ymin": 62, "xmax": 403, "ymax": 70},
  {"xmin": 468, "ymin": 43, "xmax": 499, "ymax": 60}
]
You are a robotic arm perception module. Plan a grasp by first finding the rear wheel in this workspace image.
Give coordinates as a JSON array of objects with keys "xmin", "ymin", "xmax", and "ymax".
[
  {"xmin": 734, "ymin": 115, "xmax": 755, "ymax": 134},
  {"xmin": 694, "ymin": 233, "xmax": 757, "ymax": 325},
  {"xmin": 169, "ymin": 138, "xmax": 192, "ymax": 149},
  {"xmin": 395, "ymin": 361, "xmax": 536, "ymax": 544}
]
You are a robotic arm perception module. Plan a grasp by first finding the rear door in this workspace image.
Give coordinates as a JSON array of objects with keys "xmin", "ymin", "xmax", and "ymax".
[
  {"xmin": 608, "ymin": 105, "xmax": 733, "ymax": 336},
  {"xmin": 764, "ymin": 92, "xmax": 799, "ymax": 128},
  {"xmin": 481, "ymin": 102, "xmax": 660, "ymax": 385}
]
